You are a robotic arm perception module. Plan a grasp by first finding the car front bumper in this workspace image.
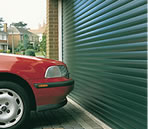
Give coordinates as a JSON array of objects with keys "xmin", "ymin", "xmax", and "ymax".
[
  {"xmin": 30, "ymin": 78, "xmax": 74, "ymax": 108},
  {"xmin": 34, "ymin": 79, "xmax": 74, "ymax": 89},
  {"xmin": 37, "ymin": 98, "xmax": 67, "ymax": 111}
]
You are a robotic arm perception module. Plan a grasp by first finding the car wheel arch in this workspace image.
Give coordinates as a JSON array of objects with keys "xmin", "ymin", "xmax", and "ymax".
[{"xmin": 0, "ymin": 72, "xmax": 36, "ymax": 111}]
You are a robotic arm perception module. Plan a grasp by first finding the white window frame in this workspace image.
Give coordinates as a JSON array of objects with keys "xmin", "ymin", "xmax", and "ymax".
[{"xmin": 58, "ymin": 0, "xmax": 62, "ymax": 61}]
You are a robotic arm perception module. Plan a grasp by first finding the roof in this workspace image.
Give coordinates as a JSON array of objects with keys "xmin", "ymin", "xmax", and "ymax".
[
  {"xmin": 29, "ymin": 23, "xmax": 46, "ymax": 35},
  {"xmin": 17, "ymin": 28, "xmax": 38, "ymax": 37},
  {"xmin": 7, "ymin": 26, "xmax": 19, "ymax": 34},
  {"xmin": 8, "ymin": 26, "xmax": 38, "ymax": 37}
]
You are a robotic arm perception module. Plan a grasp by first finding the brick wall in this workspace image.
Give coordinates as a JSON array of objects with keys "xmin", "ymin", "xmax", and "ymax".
[
  {"xmin": 8, "ymin": 34, "xmax": 21, "ymax": 49},
  {"xmin": 46, "ymin": 0, "xmax": 59, "ymax": 60}
]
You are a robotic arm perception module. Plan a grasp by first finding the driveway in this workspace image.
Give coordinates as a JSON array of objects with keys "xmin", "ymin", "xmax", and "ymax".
[{"xmin": 30, "ymin": 99, "xmax": 104, "ymax": 129}]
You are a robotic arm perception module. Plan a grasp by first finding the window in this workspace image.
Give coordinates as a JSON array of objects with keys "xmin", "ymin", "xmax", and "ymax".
[{"xmin": 2, "ymin": 34, "xmax": 6, "ymax": 40}]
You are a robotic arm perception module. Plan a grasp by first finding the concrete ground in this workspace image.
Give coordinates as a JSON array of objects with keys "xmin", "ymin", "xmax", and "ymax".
[{"xmin": 30, "ymin": 99, "xmax": 106, "ymax": 129}]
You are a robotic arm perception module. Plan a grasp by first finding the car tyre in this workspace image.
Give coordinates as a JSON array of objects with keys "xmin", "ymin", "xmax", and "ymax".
[{"xmin": 0, "ymin": 81, "xmax": 30, "ymax": 129}]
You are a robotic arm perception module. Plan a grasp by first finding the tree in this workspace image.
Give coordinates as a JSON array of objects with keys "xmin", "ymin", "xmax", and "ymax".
[
  {"xmin": 23, "ymin": 34, "xmax": 30, "ymax": 49},
  {"xmin": 15, "ymin": 37, "xmax": 33, "ymax": 54},
  {"xmin": 11, "ymin": 21, "xmax": 27, "ymax": 28},
  {"xmin": 0, "ymin": 17, "xmax": 4, "ymax": 30},
  {"xmin": 25, "ymin": 49, "xmax": 35, "ymax": 56},
  {"xmin": 40, "ymin": 35, "xmax": 46, "ymax": 56},
  {"xmin": 34, "ymin": 42, "xmax": 39, "ymax": 51},
  {"xmin": 15, "ymin": 41, "xmax": 25, "ymax": 52}
]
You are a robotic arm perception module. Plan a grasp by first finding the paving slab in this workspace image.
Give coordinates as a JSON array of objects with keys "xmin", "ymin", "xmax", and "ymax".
[{"xmin": 29, "ymin": 99, "xmax": 105, "ymax": 129}]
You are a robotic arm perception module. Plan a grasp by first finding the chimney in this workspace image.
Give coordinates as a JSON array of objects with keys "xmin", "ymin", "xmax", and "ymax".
[{"xmin": 4, "ymin": 23, "xmax": 7, "ymax": 32}]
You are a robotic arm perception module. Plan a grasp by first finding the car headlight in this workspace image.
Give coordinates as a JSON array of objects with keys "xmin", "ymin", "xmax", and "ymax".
[{"xmin": 45, "ymin": 65, "xmax": 69, "ymax": 78}]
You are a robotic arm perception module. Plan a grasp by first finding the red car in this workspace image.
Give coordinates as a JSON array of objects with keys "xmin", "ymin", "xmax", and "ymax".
[{"xmin": 0, "ymin": 53, "xmax": 74, "ymax": 129}]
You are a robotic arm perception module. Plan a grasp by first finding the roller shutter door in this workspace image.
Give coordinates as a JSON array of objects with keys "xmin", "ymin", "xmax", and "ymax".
[{"xmin": 62, "ymin": 0, "xmax": 147, "ymax": 129}]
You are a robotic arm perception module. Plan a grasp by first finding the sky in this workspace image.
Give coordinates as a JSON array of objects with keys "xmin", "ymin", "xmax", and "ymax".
[{"xmin": 0, "ymin": 0, "xmax": 46, "ymax": 29}]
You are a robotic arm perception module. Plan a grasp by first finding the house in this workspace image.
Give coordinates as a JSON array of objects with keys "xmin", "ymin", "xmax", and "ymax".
[
  {"xmin": 0, "ymin": 24, "xmax": 8, "ymax": 51},
  {"xmin": 8, "ymin": 26, "xmax": 39, "ymax": 50},
  {"xmin": 29, "ymin": 22, "xmax": 46, "ymax": 42}
]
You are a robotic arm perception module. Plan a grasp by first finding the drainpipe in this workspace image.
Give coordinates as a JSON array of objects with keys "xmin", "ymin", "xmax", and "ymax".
[
  {"xmin": 12, "ymin": 30, "xmax": 14, "ymax": 54},
  {"xmin": 10, "ymin": 25, "xmax": 14, "ymax": 54},
  {"xmin": 6, "ymin": 34, "xmax": 8, "ymax": 51},
  {"xmin": 4, "ymin": 23, "xmax": 8, "ymax": 51}
]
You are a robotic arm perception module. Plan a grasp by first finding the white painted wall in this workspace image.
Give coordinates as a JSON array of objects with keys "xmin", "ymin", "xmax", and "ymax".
[{"xmin": 0, "ymin": 34, "xmax": 7, "ymax": 40}]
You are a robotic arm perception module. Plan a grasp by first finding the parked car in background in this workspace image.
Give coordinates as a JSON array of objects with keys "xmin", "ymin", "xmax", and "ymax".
[{"xmin": 0, "ymin": 53, "xmax": 74, "ymax": 129}]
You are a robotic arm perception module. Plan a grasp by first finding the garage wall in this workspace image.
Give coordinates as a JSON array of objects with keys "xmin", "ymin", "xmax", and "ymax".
[
  {"xmin": 46, "ymin": 0, "xmax": 59, "ymax": 60},
  {"xmin": 62, "ymin": 0, "xmax": 147, "ymax": 129}
]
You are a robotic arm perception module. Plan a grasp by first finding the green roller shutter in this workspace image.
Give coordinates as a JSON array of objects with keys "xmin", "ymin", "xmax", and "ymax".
[{"xmin": 62, "ymin": 0, "xmax": 147, "ymax": 129}]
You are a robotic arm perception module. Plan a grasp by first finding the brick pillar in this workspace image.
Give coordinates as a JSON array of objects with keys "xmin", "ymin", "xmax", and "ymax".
[
  {"xmin": 46, "ymin": 0, "xmax": 59, "ymax": 60},
  {"xmin": 4, "ymin": 23, "xmax": 7, "ymax": 32}
]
